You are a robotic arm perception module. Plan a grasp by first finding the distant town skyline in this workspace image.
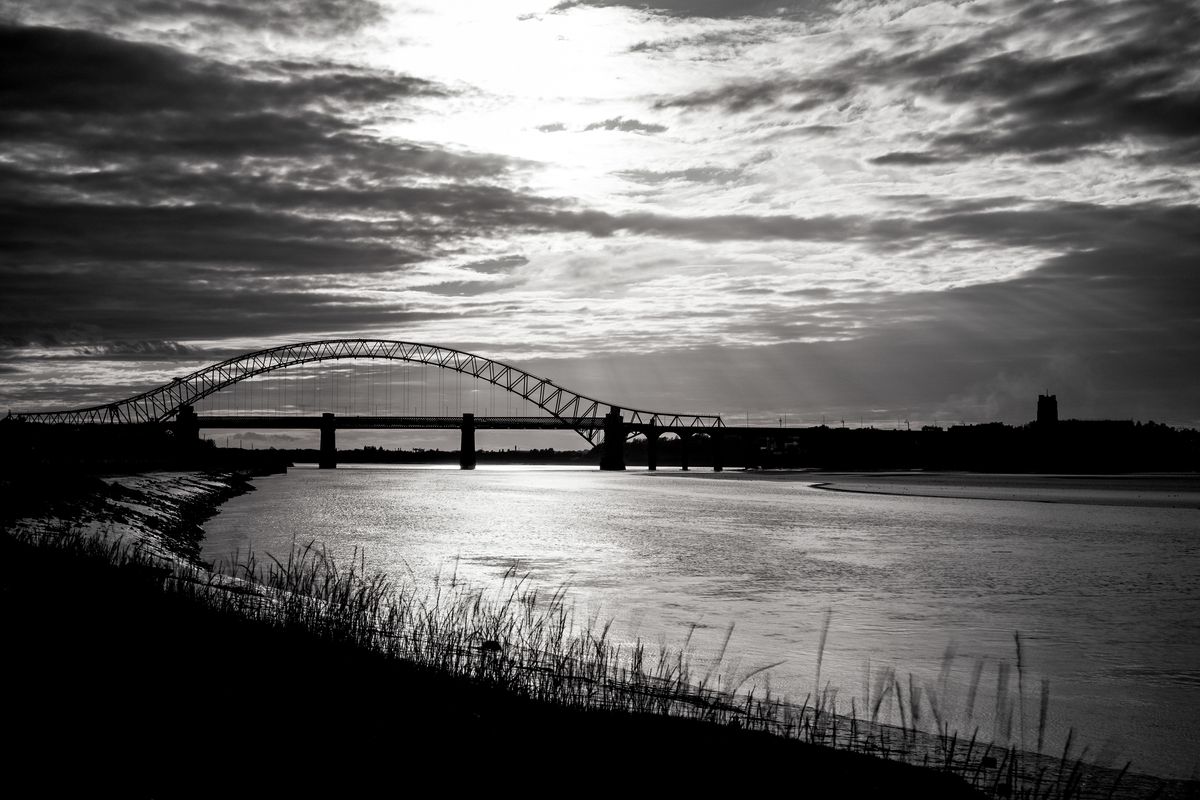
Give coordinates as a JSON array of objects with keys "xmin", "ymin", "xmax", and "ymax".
[{"xmin": 2, "ymin": 0, "xmax": 1198, "ymax": 433}]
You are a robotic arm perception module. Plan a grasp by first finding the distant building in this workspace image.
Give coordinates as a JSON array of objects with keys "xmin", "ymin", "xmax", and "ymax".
[{"xmin": 1037, "ymin": 394, "xmax": 1058, "ymax": 425}]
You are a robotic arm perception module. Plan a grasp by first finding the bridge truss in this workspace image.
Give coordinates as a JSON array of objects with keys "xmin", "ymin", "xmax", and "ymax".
[{"xmin": 7, "ymin": 339, "xmax": 724, "ymax": 445}]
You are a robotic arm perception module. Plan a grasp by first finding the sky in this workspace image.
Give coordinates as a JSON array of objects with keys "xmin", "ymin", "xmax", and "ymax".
[{"xmin": 2, "ymin": 0, "xmax": 1198, "ymax": 438}]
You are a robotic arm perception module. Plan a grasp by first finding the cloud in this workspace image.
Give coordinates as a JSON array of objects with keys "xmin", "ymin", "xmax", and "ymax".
[
  {"xmin": 616, "ymin": 165, "xmax": 745, "ymax": 185},
  {"xmin": 584, "ymin": 117, "xmax": 668, "ymax": 134},
  {"xmin": 650, "ymin": 0, "xmax": 1199, "ymax": 163},
  {"xmin": 0, "ymin": 0, "xmax": 385, "ymax": 37},
  {"xmin": 4, "ymin": 11, "xmax": 1193, "ymax": 361},
  {"xmin": 511, "ymin": 225, "xmax": 1200, "ymax": 425},
  {"xmin": 71, "ymin": 340, "xmax": 206, "ymax": 359},
  {"xmin": 460, "ymin": 256, "xmax": 529, "ymax": 274},
  {"xmin": 0, "ymin": 26, "xmax": 443, "ymax": 112},
  {"xmin": 0, "ymin": 23, "xmax": 551, "ymax": 346},
  {"xmin": 879, "ymin": 2, "xmax": 1200, "ymax": 163},
  {"xmin": 629, "ymin": 25, "xmax": 780, "ymax": 59},
  {"xmin": 554, "ymin": 1, "xmax": 837, "ymax": 20},
  {"xmin": 2, "ymin": 2, "xmax": 1197, "ymax": 431},
  {"xmin": 409, "ymin": 280, "xmax": 511, "ymax": 297},
  {"xmin": 869, "ymin": 151, "xmax": 945, "ymax": 166},
  {"xmin": 655, "ymin": 76, "xmax": 852, "ymax": 113}
]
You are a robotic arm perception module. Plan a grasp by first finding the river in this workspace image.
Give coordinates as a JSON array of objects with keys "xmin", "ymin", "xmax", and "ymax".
[{"xmin": 201, "ymin": 466, "xmax": 1200, "ymax": 779}]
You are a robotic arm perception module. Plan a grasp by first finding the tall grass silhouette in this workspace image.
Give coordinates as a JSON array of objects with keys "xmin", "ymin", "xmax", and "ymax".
[{"xmin": 6, "ymin": 523, "xmax": 1179, "ymax": 800}]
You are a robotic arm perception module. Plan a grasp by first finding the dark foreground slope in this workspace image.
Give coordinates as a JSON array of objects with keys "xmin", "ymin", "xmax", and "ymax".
[{"xmin": 2, "ymin": 531, "xmax": 979, "ymax": 798}]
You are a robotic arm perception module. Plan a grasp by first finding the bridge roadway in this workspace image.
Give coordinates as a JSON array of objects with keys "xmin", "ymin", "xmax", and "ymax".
[
  {"xmin": 196, "ymin": 414, "xmax": 793, "ymax": 435},
  {"xmin": 191, "ymin": 413, "xmax": 802, "ymax": 471},
  {"xmin": 197, "ymin": 415, "xmax": 607, "ymax": 431}
]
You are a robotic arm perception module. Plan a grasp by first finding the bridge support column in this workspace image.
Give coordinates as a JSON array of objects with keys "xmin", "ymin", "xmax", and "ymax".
[
  {"xmin": 175, "ymin": 404, "xmax": 199, "ymax": 444},
  {"xmin": 680, "ymin": 433, "xmax": 690, "ymax": 471},
  {"xmin": 460, "ymin": 413, "xmax": 476, "ymax": 470},
  {"xmin": 712, "ymin": 431, "xmax": 724, "ymax": 473},
  {"xmin": 646, "ymin": 424, "xmax": 659, "ymax": 471},
  {"xmin": 600, "ymin": 407, "xmax": 626, "ymax": 471},
  {"xmin": 319, "ymin": 412, "xmax": 336, "ymax": 469}
]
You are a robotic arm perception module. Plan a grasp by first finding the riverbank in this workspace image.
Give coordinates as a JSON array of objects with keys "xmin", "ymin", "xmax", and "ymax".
[
  {"xmin": 2, "ymin": 470, "xmax": 985, "ymax": 796},
  {"xmin": 806, "ymin": 472, "xmax": 1200, "ymax": 509},
  {"xmin": 5, "ymin": 470, "xmax": 1193, "ymax": 797},
  {"xmin": 3, "ymin": 471, "xmax": 257, "ymax": 562},
  {"xmin": 643, "ymin": 468, "xmax": 1200, "ymax": 508}
]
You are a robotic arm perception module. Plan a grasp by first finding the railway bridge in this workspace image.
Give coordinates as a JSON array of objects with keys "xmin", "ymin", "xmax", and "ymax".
[{"xmin": 6, "ymin": 339, "xmax": 804, "ymax": 470}]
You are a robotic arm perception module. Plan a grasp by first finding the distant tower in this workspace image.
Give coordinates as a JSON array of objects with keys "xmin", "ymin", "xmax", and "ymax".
[{"xmin": 1037, "ymin": 394, "xmax": 1058, "ymax": 425}]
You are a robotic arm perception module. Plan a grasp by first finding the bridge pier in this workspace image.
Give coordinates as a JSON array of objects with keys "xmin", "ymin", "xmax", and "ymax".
[
  {"xmin": 680, "ymin": 433, "xmax": 689, "ymax": 471},
  {"xmin": 319, "ymin": 412, "xmax": 336, "ymax": 469},
  {"xmin": 712, "ymin": 431, "xmax": 724, "ymax": 472},
  {"xmin": 460, "ymin": 413, "xmax": 476, "ymax": 470},
  {"xmin": 646, "ymin": 424, "xmax": 659, "ymax": 471},
  {"xmin": 600, "ymin": 407, "xmax": 626, "ymax": 471}
]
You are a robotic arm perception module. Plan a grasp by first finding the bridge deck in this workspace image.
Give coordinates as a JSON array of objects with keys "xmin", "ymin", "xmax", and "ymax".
[
  {"xmin": 198, "ymin": 415, "xmax": 603, "ymax": 430},
  {"xmin": 194, "ymin": 416, "xmax": 802, "ymax": 435}
]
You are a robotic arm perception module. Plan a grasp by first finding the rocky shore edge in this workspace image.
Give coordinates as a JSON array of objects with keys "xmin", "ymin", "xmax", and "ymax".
[{"xmin": 4, "ymin": 470, "xmax": 255, "ymax": 564}]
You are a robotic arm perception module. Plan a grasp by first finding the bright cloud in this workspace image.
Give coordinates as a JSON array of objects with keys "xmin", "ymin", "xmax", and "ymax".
[{"xmin": 1, "ymin": 0, "xmax": 1197, "ymax": 425}]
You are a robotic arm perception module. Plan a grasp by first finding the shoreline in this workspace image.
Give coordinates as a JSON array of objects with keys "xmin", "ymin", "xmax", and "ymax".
[
  {"xmin": 2, "ymin": 468, "xmax": 984, "ymax": 797},
  {"xmin": 804, "ymin": 472, "xmax": 1200, "ymax": 508},
  {"xmin": 5, "ymin": 470, "xmax": 258, "ymax": 563},
  {"xmin": 5, "ymin": 468, "xmax": 1196, "ymax": 797}
]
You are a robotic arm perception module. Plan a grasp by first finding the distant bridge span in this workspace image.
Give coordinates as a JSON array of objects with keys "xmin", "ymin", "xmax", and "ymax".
[{"xmin": 7, "ymin": 340, "xmax": 725, "ymax": 455}]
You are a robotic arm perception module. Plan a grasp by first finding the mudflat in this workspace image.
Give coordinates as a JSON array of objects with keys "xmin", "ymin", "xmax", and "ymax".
[{"xmin": 810, "ymin": 472, "xmax": 1200, "ymax": 508}]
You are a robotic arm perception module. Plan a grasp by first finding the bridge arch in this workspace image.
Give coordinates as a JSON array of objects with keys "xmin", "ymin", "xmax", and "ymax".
[{"xmin": 9, "ymin": 339, "xmax": 724, "ymax": 445}]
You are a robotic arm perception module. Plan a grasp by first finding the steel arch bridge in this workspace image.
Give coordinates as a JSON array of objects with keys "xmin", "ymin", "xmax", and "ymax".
[{"xmin": 7, "ymin": 339, "xmax": 724, "ymax": 445}]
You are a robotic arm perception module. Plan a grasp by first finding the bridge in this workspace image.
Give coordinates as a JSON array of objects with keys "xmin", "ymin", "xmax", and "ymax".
[{"xmin": 6, "ymin": 338, "xmax": 804, "ymax": 470}]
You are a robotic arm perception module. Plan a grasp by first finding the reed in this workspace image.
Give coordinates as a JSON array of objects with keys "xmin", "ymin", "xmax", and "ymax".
[{"xmin": 3, "ymin": 522, "xmax": 1174, "ymax": 799}]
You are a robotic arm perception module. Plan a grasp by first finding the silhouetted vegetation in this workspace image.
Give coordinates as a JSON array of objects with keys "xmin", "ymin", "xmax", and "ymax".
[
  {"xmin": 685, "ymin": 420, "xmax": 1199, "ymax": 472},
  {"xmin": 8, "ymin": 478, "xmax": 1194, "ymax": 797},
  {"xmin": 3, "ymin": 523, "xmax": 985, "ymax": 797},
  {"xmin": 0, "ymin": 418, "xmax": 292, "ymax": 476}
]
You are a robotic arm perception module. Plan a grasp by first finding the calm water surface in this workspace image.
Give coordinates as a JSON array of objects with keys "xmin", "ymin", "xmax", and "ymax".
[{"xmin": 202, "ymin": 466, "xmax": 1200, "ymax": 778}]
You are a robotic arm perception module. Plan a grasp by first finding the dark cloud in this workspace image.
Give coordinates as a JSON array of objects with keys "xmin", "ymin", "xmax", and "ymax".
[
  {"xmin": 0, "ymin": 335, "xmax": 241, "ymax": 364},
  {"xmin": 554, "ymin": 1, "xmax": 837, "ymax": 20},
  {"xmin": 617, "ymin": 165, "xmax": 744, "ymax": 185},
  {"xmin": 536, "ymin": 122, "xmax": 567, "ymax": 132},
  {"xmin": 460, "ymin": 256, "xmax": 529, "ymax": 274},
  {"xmin": 654, "ymin": 0, "xmax": 1200, "ymax": 164},
  {"xmin": 0, "ymin": 26, "xmax": 442, "ymax": 113},
  {"xmin": 655, "ymin": 76, "xmax": 852, "ymax": 113},
  {"xmin": 781, "ymin": 198, "xmax": 1200, "ymax": 423},
  {"xmin": 629, "ymin": 26, "xmax": 779, "ymax": 60},
  {"xmin": 71, "ymin": 340, "xmax": 206, "ymax": 358},
  {"xmin": 869, "ymin": 151, "xmax": 945, "ymax": 166},
  {"xmin": 0, "ymin": 196, "xmax": 424, "ymax": 272},
  {"xmin": 831, "ymin": 245, "xmax": 1200, "ymax": 424},
  {"xmin": 0, "ymin": 25, "xmax": 447, "ymax": 152},
  {"xmin": 0, "ymin": 0, "xmax": 385, "ymax": 37},
  {"xmin": 0, "ymin": 23, "xmax": 549, "ymax": 346},
  {"xmin": 584, "ymin": 117, "xmax": 668, "ymax": 134},
  {"xmin": 528, "ymin": 208, "xmax": 868, "ymax": 241},
  {"xmin": 887, "ymin": 3, "xmax": 1200, "ymax": 163},
  {"xmin": 409, "ymin": 280, "xmax": 511, "ymax": 297},
  {"xmin": 912, "ymin": 201, "xmax": 1200, "ymax": 257},
  {"xmin": 0, "ymin": 255, "xmax": 456, "ymax": 342}
]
